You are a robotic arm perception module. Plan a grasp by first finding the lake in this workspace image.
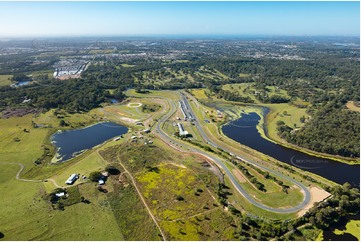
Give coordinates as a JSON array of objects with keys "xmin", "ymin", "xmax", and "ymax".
[
  {"xmin": 51, "ymin": 122, "xmax": 128, "ymax": 162},
  {"xmin": 222, "ymin": 112, "xmax": 360, "ymax": 186}
]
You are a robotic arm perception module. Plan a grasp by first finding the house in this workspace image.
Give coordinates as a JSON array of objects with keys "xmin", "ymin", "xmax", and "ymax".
[
  {"xmin": 98, "ymin": 180, "xmax": 105, "ymax": 185},
  {"xmin": 65, "ymin": 174, "xmax": 79, "ymax": 185}
]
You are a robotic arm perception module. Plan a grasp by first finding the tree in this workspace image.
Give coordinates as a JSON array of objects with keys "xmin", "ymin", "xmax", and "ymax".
[
  {"xmin": 105, "ymin": 165, "xmax": 120, "ymax": 175},
  {"xmin": 263, "ymin": 172, "xmax": 270, "ymax": 179},
  {"xmin": 300, "ymin": 116, "xmax": 306, "ymax": 123},
  {"xmin": 276, "ymin": 120, "xmax": 285, "ymax": 126},
  {"xmin": 89, "ymin": 171, "xmax": 102, "ymax": 182},
  {"xmin": 342, "ymin": 182, "xmax": 352, "ymax": 191},
  {"xmin": 59, "ymin": 120, "xmax": 67, "ymax": 127}
]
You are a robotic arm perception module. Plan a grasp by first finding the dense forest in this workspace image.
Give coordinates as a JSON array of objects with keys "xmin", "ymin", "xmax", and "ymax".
[
  {"xmin": 0, "ymin": 76, "xmax": 124, "ymax": 113},
  {"xmin": 277, "ymin": 98, "xmax": 360, "ymax": 158}
]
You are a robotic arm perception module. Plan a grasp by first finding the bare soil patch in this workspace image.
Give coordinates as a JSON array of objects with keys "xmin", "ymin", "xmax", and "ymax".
[
  {"xmin": 297, "ymin": 186, "xmax": 331, "ymax": 216},
  {"xmin": 1, "ymin": 108, "xmax": 40, "ymax": 119},
  {"xmin": 232, "ymin": 169, "xmax": 247, "ymax": 183},
  {"xmin": 120, "ymin": 117, "xmax": 138, "ymax": 123},
  {"xmin": 127, "ymin": 102, "xmax": 142, "ymax": 108},
  {"xmin": 346, "ymin": 101, "xmax": 360, "ymax": 112}
]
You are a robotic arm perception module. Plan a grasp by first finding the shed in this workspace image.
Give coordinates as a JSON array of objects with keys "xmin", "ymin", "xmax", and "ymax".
[{"xmin": 55, "ymin": 192, "xmax": 65, "ymax": 197}]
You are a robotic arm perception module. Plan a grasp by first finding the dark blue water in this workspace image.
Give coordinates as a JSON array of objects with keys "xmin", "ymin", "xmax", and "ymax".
[
  {"xmin": 52, "ymin": 122, "xmax": 128, "ymax": 162},
  {"xmin": 222, "ymin": 112, "xmax": 360, "ymax": 186}
]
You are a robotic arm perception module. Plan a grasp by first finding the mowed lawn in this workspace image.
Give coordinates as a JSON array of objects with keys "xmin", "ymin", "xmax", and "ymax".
[
  {"xmin": 263, "ymin": 103, "xmax": 308, "ymax": 142},
  {"xmin": 0, "ymin": 164, "xmax": 123, "ymax": 240}
]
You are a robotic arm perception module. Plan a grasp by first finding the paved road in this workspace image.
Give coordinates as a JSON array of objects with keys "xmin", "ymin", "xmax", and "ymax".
[{"xmin": 154, "ymin": 91, "xmax": 311, "ymax": 214}]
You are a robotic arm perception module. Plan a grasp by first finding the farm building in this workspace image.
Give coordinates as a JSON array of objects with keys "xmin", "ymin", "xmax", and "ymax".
[
  {"xmin": 65, "ymin": 174, "xmax": 79, "ymax": 185},
  {"xmin": 177, "ymin": 123, "xmax": 189, "ymax": 136}
]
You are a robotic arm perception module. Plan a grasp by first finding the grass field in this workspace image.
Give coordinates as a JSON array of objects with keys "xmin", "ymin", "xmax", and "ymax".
[
  {"xmin": 189, "ymin": 88, "xmax": 209, "ymax": 100},
  {"xmin": 261, "ymin": 103, "xmax": 308, "ymax": 142},
  {"xmin": 334, "ymin": 220, "xmax": 360, "ymax": 240},
  {"xmin": 136, "ymin": 163, "xmax": 216, "ymax": 220},
  {"xmin": 0, "ymin": 114, "xmax": 51, "ymax": 174},
  {"xmin": 125, "ymin": 89, "xmax": 179, "ymax": 100},
  {"xmin": 224, "ymin": 160, "xmax": 304, "ymax": 209},
  {"xmin": 159, "ymin": 208, "xmax": 236, "ymax": 240},
  {"xmin": 105, "ymin": 175, "xmax": 161, "ymax": 240},
  {"xmin": 99, "ymin": 136, "xmax": 238, "ymax": 240},
  {"xmin": 0, "ymin": 165, "xmax": 123, "ymax": 240},
  {"xmin": 222, "ymin": 83, "xmax": 259, "ymax": 103},
  {"xmin": 0, "ymin": 74, "xmax": 12, "ymax": 86},
  {"xmin": 224, "ymin": 176, "xmax": 297, "ymax": 220},
  {"xmin": 222, "ymin": 83, "xmax": 290, "ymax": 104}
]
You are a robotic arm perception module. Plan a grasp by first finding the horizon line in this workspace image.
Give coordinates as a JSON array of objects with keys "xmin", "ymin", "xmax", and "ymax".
[{"xmin": 1, "ymin": 34, "xmax": 360, "ymax": 40}]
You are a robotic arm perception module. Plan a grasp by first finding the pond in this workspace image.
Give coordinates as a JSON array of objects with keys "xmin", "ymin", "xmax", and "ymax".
[
  {"xmin": 10, "ymin": 80, "xmax": 31, "ymax": 87},
  {"xmin": 222, "ymin": 112, "xmax": 360, "ymax": 186},
  {"xmin": 51, "ymin": 122, "xmax": 128, "ymax": 162}
]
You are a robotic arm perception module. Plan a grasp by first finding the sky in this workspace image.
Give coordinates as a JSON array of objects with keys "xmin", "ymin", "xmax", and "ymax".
[{"xmin": 0, "ymin": 1, "xmax": 359, "ymax": 37}]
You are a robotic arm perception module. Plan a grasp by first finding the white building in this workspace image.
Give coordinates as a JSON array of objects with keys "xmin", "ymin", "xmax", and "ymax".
[
  {"xmin": 177, "ymin": 123, "xmax": 188, "ymax": 136},
  {"xmin": 65, "ymin": 174, "xmax": 79, "ymax": 185}
]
